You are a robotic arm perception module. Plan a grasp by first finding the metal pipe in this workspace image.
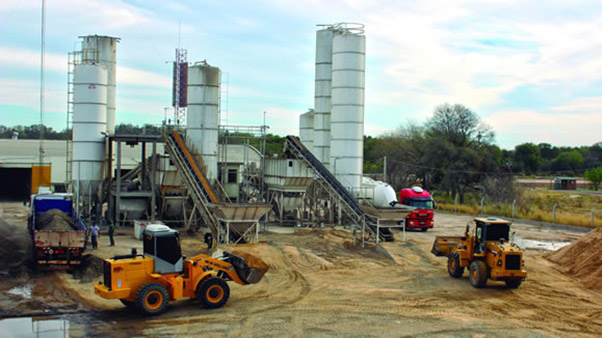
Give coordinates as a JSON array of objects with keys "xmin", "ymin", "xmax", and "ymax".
[
  {"xmin": 151, "ymin": 142, "xmax": 157, "ymax": 221},
  {"xmin": 116, "ymin": 141, "xmax": 121, "ymax": 226},
  {"xmin": 480, "ymin": 196, "xmax": 485, "ymax": 214},
  {"xmin": 402, "ymin": 218, "xmax": 406, "ymax": 242},
  {"xmin": 552, "ymin": 203, "xmax": 557, "ymax": 224}
]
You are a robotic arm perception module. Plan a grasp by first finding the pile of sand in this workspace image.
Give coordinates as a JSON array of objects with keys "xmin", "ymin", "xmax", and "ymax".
[
  {"xmin": 0, "ymin": 218, "xmax": 32, "ymax": 271},
  {"xmin": 35, "ymin": 209, "xmax": 77, "ymax": 231},
  {"xmin": 71, "ymin": 255, "xmax": 104, "ymax": 282},
  {"xmin": 546, "ymin": 227, "xmax": 602, "ymax": 290}
]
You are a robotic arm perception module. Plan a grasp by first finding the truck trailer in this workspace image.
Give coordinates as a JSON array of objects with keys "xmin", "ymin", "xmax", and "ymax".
[{"xmin": 28, "ymin": 193, "xmax": 85, "ymax": 269}]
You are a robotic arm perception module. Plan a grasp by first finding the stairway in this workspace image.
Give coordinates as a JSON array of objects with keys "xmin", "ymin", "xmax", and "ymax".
[{"xmin": 284, "ymin": 136, "xmax": 394, "ymax": 242}]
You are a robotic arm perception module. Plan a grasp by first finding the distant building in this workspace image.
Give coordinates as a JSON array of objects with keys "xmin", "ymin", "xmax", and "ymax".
[
  {"xmin": 553, "ymin": 177, "xmax": 577, "ymax": 190},
  {"xmin": 0, "ymin": 139, "xmax": 260, "ymax": 201}
]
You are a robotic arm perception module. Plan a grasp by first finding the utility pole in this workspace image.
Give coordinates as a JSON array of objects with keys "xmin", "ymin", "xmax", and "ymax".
[
  {"xmin": 383, "ymin": 156, "xmax": 387, "ymax": 182},
  {"xmin": 39, "ymin": 0, "xmax": 46, "ymax": 167}
]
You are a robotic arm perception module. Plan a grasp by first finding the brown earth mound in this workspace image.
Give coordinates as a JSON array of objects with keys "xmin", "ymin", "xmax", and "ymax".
[
  {"xmin": 546, "ymin": 227, "xmax": 602, "ymax": 290},
  {"xmin": 0, "ymin": 218, "xmax": 33, "ymax": 271},
  {"xmin": 35, "ymin": 209, "xmax": 77, "ymax": 231}
]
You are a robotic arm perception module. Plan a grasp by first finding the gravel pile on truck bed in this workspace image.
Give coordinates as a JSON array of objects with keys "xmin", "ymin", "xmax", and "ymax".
[{"xmin": 34, "ymin": 209, "xmax": 78, "ymax": 231}]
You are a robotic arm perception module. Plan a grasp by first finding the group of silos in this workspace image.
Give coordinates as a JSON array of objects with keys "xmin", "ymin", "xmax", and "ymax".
[
  {"xmin": 71, "ymin": 35, "xmax": 119, "ymax": 197},
  {"xmin": 300, "ymin": 23, "xmax": 366, "ymax": 193}
]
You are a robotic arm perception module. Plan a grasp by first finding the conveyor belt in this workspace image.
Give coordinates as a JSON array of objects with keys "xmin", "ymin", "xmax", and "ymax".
[
  {"xmin": 285, "ymin": 136, "xmax": 393, "ymax": 242},
  {"xmin": 163, "ymin": 131, "xmax": 220, "ymax": 241}
]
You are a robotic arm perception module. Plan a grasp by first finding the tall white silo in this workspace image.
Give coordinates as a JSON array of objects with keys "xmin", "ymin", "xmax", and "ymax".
[
  {"xmin": 72, "ymin": 63, "xmax": 108, "ymax": 191},
  {"xmin": 81, "ymin": 35, "xmax": 119, "ymax": 134},
  {"xmin": 330, "ymin": 25, "xmax": 366, "ymax": 192},
  {"xmin": 313, "ymin": 28, "xmax": 334, "ymax": 168},
  {"xmin": 299, "ymin": 110, "xmax": 314, "ymax": 153},
  {"xmin": 187, "ymin": 62, "xmax": 220, "ymax": 181}
]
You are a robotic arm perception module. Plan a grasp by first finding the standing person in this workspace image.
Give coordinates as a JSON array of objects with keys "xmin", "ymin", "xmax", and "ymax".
[
  {"xmin": 108, "ymin": 222, "xmax": 115, "ymax": 246},
  {"xmin": 91, "ymin": 222, "xmax": 100, "ymax": 250}
]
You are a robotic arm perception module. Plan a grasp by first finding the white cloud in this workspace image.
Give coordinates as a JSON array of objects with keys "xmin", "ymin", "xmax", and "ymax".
[{"xmin": 484, "ymin": 109, "xmax": 602, "ymax": 147}]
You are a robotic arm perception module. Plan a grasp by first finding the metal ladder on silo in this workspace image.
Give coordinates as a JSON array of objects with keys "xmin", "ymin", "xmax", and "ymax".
[
  {"xmin": 163, "ymin": 130, "xmax": 220, "ymax": 241},
  {"xmin": 284, "ymin": 136, "xmax": 394, "ymax": 242}
]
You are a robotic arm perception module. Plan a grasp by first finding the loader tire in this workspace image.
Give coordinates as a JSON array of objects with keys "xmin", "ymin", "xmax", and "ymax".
[
  {"xmin": 505, "ymin": 278, "xmax": 522, "ymax": 289},
  {"xmin": 469, "ymin": 260, "xmax": 488, "ymax": 288},
  {"xmin": 447, "ymin": 253, "xmax": 464, "ymax": 278},
  {"xmin": 135, "ymin": 283, "xmax": 169, "ymax": 316},
  {"xmin": 197, "ymin": 277, "xmax": 230, "ymax": 309}
]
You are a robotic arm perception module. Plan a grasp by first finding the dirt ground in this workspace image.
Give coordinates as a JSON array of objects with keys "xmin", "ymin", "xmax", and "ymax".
[{"xmin": 1, "ymin": 201, "xmax": 601, "ymax": 337}]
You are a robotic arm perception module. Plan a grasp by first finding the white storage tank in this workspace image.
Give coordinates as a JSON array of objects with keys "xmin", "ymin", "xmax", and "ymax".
[
  {"xmin": 360, "ymin": 177, "xmax": 397, "ymax": 208},
  {"xmin": 330, "ymin": 24, "xmax": 366, "ymax": 192},
  {"xmin": 299, "ymin": 110, "xmax": 314, "ymax": 153},
  {"xmin": 72, "ymin": 63, "xmax": 108, "ymax": 186},
  {"xmin": 187, "ymin": 61, "xmax": 220, "ymax": 182},
  {"xmin": 313, "ymin": 28, "xmax": 334, "ymax": 168},
  {"xmin": 80, "ymin": 35, "xmax": 119, "ymax": 134}
]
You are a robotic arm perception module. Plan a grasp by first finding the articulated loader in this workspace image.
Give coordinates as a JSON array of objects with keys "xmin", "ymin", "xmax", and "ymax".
[
  {"xmin": 432, "ymin": 217, "xmax": 526, "ymax": 289},
  {"xmin": 94, "ymin": 224, "xmax": 268, "ymax": 315}
]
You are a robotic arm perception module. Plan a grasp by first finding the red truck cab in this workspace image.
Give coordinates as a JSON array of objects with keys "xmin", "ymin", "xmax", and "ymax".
[{"xmin": 399, "ymin": 187, "xmax": 434, "ymax": 231}]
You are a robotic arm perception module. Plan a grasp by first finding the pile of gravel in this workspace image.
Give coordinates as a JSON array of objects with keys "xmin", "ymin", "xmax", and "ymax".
[
  {"xmin": 0, "ymin": 218, "xmax": 33, "ymax": 272},
  {"xmin": 71, "ymin": 254, "xmax": 104, "ymax": 282},
  {"xmin": 34, "ymin": 209, "xmax": 77, "ymax": 231}
]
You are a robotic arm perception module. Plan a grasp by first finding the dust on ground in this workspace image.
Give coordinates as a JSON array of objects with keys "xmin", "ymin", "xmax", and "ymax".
[{"xmin": 1, "ymin": 201, "xmax": 601, "ymax": 337}]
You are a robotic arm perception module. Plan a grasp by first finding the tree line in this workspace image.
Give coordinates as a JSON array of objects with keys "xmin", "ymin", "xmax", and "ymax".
[
  {"xmin": 364, "ymin": 103, "xmax": 602, "ymax": 199},
  {"xmin": 4, "ymin": 109, "xmax": 601, "ymax": 196}
]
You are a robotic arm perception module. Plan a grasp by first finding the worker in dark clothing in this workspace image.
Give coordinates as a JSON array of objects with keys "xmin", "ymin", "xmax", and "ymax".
[{"xmin": 108, "ymin": 222, "xmax": 115, "ymax": 246}]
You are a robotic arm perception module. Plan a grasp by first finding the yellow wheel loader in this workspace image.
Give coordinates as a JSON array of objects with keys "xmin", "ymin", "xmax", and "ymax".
[
  {"xmin": 94, "ymin": 224, "xmax": 268, "ymax": 315},
  {"xmin": 432, "ymin": 217, "xmax": 526, "ymax": 289}
]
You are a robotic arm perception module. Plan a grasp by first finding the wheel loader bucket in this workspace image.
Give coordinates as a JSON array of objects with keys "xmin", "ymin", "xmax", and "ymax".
[
  {"xmin": 228, "ymin": 251, "xmax": 269, "ymax": 284},
  {"xmin": 431, "ymin": 236, "xmax": 463, "ymax": 257}
]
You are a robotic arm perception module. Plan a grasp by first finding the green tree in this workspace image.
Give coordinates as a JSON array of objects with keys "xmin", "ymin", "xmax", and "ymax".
[
  {"xmin": 584, "ymin": 167, "xmax": 602, "ymax": 190},
  {"xmin": 424, "ymin": 103, "xmax": 496, "ymax": 202},
  {"xmin": 426, "ymin": 103, "xmax": 494, "ymax": 147},
  {"xmin": 514, "ymin": 143, "xmax": 541, "ymax": 174},
  {"xmin": 551, "ymin": 151, "xmax": 584, "ymax": 172}
]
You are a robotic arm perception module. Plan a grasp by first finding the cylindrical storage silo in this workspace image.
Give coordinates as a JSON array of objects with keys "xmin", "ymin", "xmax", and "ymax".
[
  {"xmin": 187, "ymin": 62, "xmax": 220, "ymax": 182},
  {"xmin": 330, "ymin": 29, "xmax": 366, "ymax": 192},
  {"xmin": 313, "ymin": 28, "xmax": 334, "ymax": 168},
  {"xmin": 299, "ymin": 110, "xmax": 314, "ymax": 153},
  {"xmin": 72, "ymin": 63, "xmax": 108, "ymax": 190},
  {"xmin": 81, "ymin": 35, "xmax": 119, "ymax": 134}
]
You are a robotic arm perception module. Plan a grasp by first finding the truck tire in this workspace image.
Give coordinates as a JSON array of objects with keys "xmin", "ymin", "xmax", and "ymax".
[
  {"xmin": 196, "ymin": 277, "xmax": 230, "ymax": 309},
  {"xmin": 135, "ymin": 283, "xmax": 169, "ymax": 316},
  {"xmin": 505, "ymin": 278, "xmax": 522, "ymax": 289},
  {"xmin": 469, "ymin": 260, "xmax": 488, "ymax": 288},
  {"xmin": 447, "ymin": 253, "xmax": 464, "ymax": 278}
]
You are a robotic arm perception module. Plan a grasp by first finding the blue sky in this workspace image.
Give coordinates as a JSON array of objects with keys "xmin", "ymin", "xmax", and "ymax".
[{"xmin": 1, "ymin": 0, "xmax": 601, "ymax": 149}]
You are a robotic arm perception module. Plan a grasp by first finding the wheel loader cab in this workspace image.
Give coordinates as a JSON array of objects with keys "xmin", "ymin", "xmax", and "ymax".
[
  {"xmin": 474, "ymin": 218, "xmax": 511, "ymax": 252},
  {"xmin": 143, "ymin": 224, "xmax": 183, "ymax": 274}
]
